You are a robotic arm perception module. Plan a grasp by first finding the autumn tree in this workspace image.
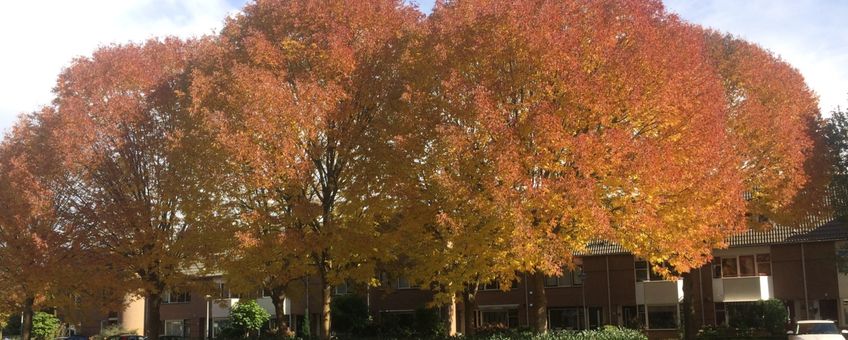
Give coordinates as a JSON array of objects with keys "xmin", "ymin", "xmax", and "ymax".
[
  {"xmin": 190, "ymin": 1, "xmax": 423, "ymax": 338},
  {"xmin": 52, "ymin": 38, "xmax": 223, "ymax": 340},
  {"xmin": 400, "ymin": 0, "xmax": 821, "ymax": 333},
  {"xmin": 704, "ymin": 32, "xmax": 824, "ymax": 226},
  {"xmin": 0, "ymin": 110, "xmax": 80, "ymax": 340},
  {"xmin": 219, "ymin": 222, "xmax": 312, "ymax": 336}
]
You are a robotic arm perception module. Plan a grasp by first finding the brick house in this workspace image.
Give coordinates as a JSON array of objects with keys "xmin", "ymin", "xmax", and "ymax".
[{"xmin": 79, "ymin": 218, "xmax": 848, "ymax": 339}]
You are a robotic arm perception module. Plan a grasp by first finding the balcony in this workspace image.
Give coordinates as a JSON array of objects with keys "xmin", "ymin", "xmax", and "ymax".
[
  {"xmin": 712, "ymin": 276, "xmax": 773, "ymax": 302},
  {"xmin": 209, "ymin": 297, "xmax": 286, "ymax": 318},
  {"xmin": 210, "ymin": 298, "xmax": 239, "ymax": 318},
  {"xmin": 635, "ymin": 280, "xmax": 683, "ymax": 305}
]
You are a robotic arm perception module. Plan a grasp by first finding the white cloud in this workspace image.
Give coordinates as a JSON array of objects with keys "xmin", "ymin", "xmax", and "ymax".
[
  {"xmin": 663, "ymin": 0, "xmax": 848, "ymax": 116},
  {"xmin": 0, "ymin": 0, "xmax": 246, "ymax": 133}
]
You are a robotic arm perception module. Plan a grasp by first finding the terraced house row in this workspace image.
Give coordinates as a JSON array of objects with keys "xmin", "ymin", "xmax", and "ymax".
[{"xmin": 75, "ymin": 218, "xmax": 848, "ymax": 339}]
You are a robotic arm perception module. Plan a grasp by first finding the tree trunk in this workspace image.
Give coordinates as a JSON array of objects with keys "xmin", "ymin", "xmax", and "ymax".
[
  {"xmin": 145, "ymin": 292, "xmax": 162, "ymax": 340},
  {"xmin": 462, "ymin": 290, "xmax": 477, "ymax": 336},
  {"xmin": 21, "ymin": 296, "xmax": 34, "ymax": 340},
  {"xmin": 681, "ymin": 272, "xmax": 697, "ymax": 340},
  {"xmin": 448, "ymin": 293, "xmax": 457, "ymax": 336},
  {"xmin": 530, "ymin": 272, "xmax": 548, "ymax": 333},
  {"xmin": 320, "ymin": 279, "xmax": 332, "ymax": 340},
  {"xmin": 271, "ymin": 287, "xmax": 290, "ymax": 339}
]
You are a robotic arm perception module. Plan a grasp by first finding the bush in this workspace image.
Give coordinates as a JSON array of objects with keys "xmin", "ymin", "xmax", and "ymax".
[
  {"xmin": 455, "ymin": 326, "xmax": 647, "ymax": 340},
  {"xmin": 4, "ymin": 313, "xmax": 21, "ymax": 336},
  {"xmin": 724, "ymin": 299, "xmax": 787, "ymax": 336},
  {"xmin": 413, "ymin": 308, "xmax": 445, "ymax": 337},
  {"xmin": 331, "ymin": 294, "xmax": 369, "ymax": 335},
  {"xmin": 759, "ymin": 299, "xmax": 788, "ymax": 335},
  {"xmin": 228, "ymin": 299, "xmax": 271, "ymax": 338},
  {"xmin": 95, "ymin": 325, "xmax": 136, "ymax": 340},
  {"xmin": 301, "ymin": 313, "xmax": 311, "ymax": 339},
  {"xmin": 31, "ymin": 312, "xmax": 60, "ymax": 340}
]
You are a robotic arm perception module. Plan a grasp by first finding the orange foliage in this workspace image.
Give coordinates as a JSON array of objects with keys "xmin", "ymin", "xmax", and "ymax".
[
  {"xmin": 190, "ymin": 0, "xmax": 423, "ymax": 337},
  {"xmin": 53, "ymin": 38, "xmax": 220, "ymax": 340}
]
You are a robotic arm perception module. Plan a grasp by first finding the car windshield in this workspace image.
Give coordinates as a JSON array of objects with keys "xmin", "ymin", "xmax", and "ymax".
[{"xmin": 797, "ymin": 322, "xmax": 840, "ymax": 334}]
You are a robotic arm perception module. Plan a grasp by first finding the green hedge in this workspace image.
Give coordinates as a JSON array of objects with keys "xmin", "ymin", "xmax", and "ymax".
[
  {"xmin": 335, "ymin": 326, "xmax": 646, "ymax": 340},
  {"xmin": 458, "ymin": 326, "xmax": 646, "ymax": 340}
]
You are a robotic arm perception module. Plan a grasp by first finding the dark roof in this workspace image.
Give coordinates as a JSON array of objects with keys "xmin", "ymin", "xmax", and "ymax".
[
  {"xmin": 579, "ymin": 217, "xmax": 848, "ymax": 256},
  {"xmin": 728, "ymin": 218, "xmax": 848, "ymax": 247}
]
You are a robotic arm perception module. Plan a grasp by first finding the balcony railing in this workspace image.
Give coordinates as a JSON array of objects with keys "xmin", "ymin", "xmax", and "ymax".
[
  {"xmin": 635, "ymin": 280, "xmax": 683, "ymax": 305},
  {"xmin": 712, "ymin": 276, "xmax": 773, "ymax": 302}
]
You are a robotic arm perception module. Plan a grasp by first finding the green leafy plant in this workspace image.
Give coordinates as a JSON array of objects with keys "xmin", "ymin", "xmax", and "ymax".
[
  {"xmin": 228, "ymin": 299, "xmax": 270, "ymax": 338},
  {"xmin": 331, "ymin": 294, "xmax": 369, "ymax": 335},
  {"xmin": 452, "ymin": 326, "xmax": 647, "ymax": 339},
  {"xmin": 97, "ymin": 324, "xmax": 136, "ymax": 340},
  {"xmin": 31, "ymin": 312, "xmax": 59, "ymax": 340},
  {"xmin": 301, "ymin": 313, "xmax": 311, "ymax": 339}
]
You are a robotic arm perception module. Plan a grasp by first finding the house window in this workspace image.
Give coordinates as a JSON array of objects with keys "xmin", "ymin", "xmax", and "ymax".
[
  {"xmin": 481, "ymin": 280, "xmax": 519, "ymax": 291},
  {"xmin": 479, "ymin": 309, "xmax": 518, "ymax": 329},
  {"xmin": 548, "ymin": 308, "xmax": 584, "ymax": 330},
  {"xmin": 837, "ymin": 247, "xmax": 848, "ymax": 274},
  {"xmin": 481, "ymin": 281, "xmax": 500, "ymax": 291},
  {"xmin": 715, "ymin": 302, "xmax": 727, "ymax": 325},
  {"xmin": 646, "ymin": 305, "xmax": 677, "ymax": 330},
  {"xmin": 713, "ymin": 257, "xmax": 722, "ymax": 278},
  {"xmin": 588, "ymin": 307, "xmax": 602, "ymax": 329},
  {"xmin": 622, "ymin": 306, "xmax": 643, "ymax": 329},
  {"xmin": 635, "ymin": 260, "xmax": 649, "ymax": 282},
  {"xmin": 842, "ymin": 300, "xmax": 848, "ymax": 326},
  {"xmin": 739, "ymin": 255, "xmax": 756, "ymax": 276},
  {"xmin": 720, "ymin": 254, "xmax": 771, "ymax": 277},
  {"xmin": 162, "ymin": 290, "xmax": 190, "ymax": 304},
  {"xmin": 722, "ymin": 258, "xmax": 738, "ymax": 277},
  {"xmin": 756, "ymin": 254, "xmax": 772, "ymax": 276},
  {"xmin": 545, "ymin": 267, "xmax": 584, "ymax": 287},
  {"xmin": 163, "ymin": 320, "xmax": 184, "ymax": 336},
  {"xmin": 211, "ymin": 318, "xmax": 230, "ymax": 338},
  {"xmin": 396, "ymin": 277, "xmax": 411, "ymax": 289},
  {"xmin": 635, "ymin": 260, "xmax": 667, "ymax": 282},
  {"xmin": 333, "ymin": 283, "xmax": 349, "ymax": 296},
  {"xmin": 218, "ymin": 283, "xmax": 230, "ymax": 298}
]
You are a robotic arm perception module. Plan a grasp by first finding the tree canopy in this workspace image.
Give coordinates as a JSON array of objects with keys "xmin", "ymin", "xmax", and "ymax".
[{"xmin": 0, "ymin": 0, "xmax": 827, "ymax": 338}]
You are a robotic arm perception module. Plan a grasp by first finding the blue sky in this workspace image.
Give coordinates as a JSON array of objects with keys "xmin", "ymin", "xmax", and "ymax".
[{"xmin": 0, "ymin": 0, "xmax": 844, "ymax": 133}]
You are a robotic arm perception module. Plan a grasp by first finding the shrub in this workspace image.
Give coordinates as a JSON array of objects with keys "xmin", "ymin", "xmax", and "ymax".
[
  {"xmin": 331, "ymin": 294, "xmax": 369, "ymax": 335},
  {"xmin": 413, "ymin": 308, "xmax": 446, "ymax": 337},
  {"xmin": 228, "ymin": 299, "xmax": 271, "ymax": 338},
  {"xmin": 300, "ymin": 313, "xmax": 311, "ymax": 339},
  {"xmin": 453, "ymin": 326, "xmax": 646, "ymax": 340},
  {"xmin": 31, "ymin": 312, "xmax": 60, "ymax": 340},
  {"xmin": 96, "ymin": 324, "xmax": 136, "ymax": 340},
  {"xmin": 760, "ymin": 299, "xmax": 788, "ymax": 335},
  {"xmin": 725, "ymin": 299, "xmax": 788, "ymax": 336}
]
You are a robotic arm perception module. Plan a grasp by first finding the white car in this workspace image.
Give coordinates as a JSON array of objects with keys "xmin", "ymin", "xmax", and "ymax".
[{"xmin": 787, "ymin": 320, "xmax": 848, "ymax": 339}]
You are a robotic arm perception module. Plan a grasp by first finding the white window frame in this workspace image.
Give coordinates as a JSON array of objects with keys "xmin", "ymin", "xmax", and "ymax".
[
  {"xmin": 715, "ymin": 253, "xmax": 771, "ymax": 278},
  {"xmin": 163, "ymin": 319, "xmax": 184, "ymax": 336},
  {"xmin": 162, "ymin": 290, "xmax": 190, "ymax": 304},
  {"xmin": 544, "ymin": 266, "xmax": 584, "ymax": 287},
  {"xmin": 645, "ymin": 304, "xmax": 679, "ymax": 330}
]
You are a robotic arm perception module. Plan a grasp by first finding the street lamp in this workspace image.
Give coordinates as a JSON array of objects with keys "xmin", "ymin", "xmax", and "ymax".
[{"xmin": 205, "ymin": 294, "xmax": 212, "ymax": 340}]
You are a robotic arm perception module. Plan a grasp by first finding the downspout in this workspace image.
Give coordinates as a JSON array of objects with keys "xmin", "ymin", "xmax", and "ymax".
[
  {"xmin": 698, "ymin": 266, "xmax": 705, "ymax": 326},
  {"xmin": 524, "ymin": 272, "xmax": 530, "ymax": 327},
  {"xmin": 801, "ymin": 243, "xmax": 810, "ymax": 319},
  {"xmin": 606, "ymin": 256, "xmax": 613, "ymax": 324}
]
